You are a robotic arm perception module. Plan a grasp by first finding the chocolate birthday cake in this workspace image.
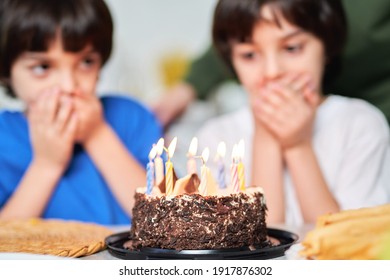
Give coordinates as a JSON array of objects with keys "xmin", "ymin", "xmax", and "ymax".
[
  {"xmin": 125, "ymin": 138, "xmax": 268, "ymax": 251},
  {"xmin": 125, "ymin": 176, "xmax": 268, "ymax": 250}
]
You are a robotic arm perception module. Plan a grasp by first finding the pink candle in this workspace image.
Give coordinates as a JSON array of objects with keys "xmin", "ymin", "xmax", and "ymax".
[
  {"xmin": 231, "ymin": 144, "xmax": 239, "ymax": 193},
  {"xmin": 231, "ymin": 163, "xmax": 239, "ymax": 193}
]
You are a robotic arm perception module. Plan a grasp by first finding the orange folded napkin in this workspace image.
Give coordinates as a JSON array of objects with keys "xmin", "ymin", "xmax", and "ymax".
[{"xmin": 0, "ymin": 218, "xmax": 113, "ymax": 257}]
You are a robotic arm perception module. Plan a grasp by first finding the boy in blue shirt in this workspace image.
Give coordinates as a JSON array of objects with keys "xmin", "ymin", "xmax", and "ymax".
[{"xmin": 0, "ymin": 0, "xmax": 162, "ymax": 224}]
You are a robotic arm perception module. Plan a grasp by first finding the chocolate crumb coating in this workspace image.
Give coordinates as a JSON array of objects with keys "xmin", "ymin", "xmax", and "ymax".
[{"xmin": 127, "ymin": 191, "xmax": 268, "ymax": 250}]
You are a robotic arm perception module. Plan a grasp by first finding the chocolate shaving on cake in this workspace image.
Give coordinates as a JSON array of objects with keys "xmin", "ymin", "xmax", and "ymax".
[
  {"xmin": 184, "ymin": 173, "xmax": 200, "ymax": 194},
  {"xmin": 127, "ymin": 190, "xmax": 269, "ymax": 251}
]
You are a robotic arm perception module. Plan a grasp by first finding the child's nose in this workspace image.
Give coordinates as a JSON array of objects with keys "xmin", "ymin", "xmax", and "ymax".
[
  {"xmin": 263, "ymin": 55, "xmax": 283, "ymax": 81},
  {"xmin": 59, "ymin": 70, "xmax": 77, "ymax": 94}
]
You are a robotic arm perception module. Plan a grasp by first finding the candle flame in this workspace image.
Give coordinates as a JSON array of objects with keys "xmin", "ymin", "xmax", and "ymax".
[
  {"xmin": 167, "ymin": 137, "xmax": 177, "ymax": 158},
  {"xmin": 202, "ymin": 148, "xmax": 210, "ymax": 164},
  {"xmin": 188, "ymin": 137, "xmax": 198, "ymax": 156},
  {"xmin": 238, "ymin": 139, "xmax": 245, "ymax": 160},
  {"xmin": 148, "ymin": 145, "xmax": 157, "ymax": 160},
  {"xmin": 217, "ymin": 142, "xmax": 226, "ymax": 158},
  {"xmin": 156, "ymin": 138, "xmax": 165, "ymax": 156}
]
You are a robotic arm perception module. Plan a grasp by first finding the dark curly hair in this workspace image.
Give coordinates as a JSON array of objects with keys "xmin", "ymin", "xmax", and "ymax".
[{"xmin": 212, "ymin": 0, "xmax": 347, "ymax": 87}]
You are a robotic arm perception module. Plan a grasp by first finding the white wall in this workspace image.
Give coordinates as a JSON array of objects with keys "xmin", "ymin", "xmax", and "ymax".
[{"xmin": 99, "ymin": 0, "xmax": 218, "ymax": 101}]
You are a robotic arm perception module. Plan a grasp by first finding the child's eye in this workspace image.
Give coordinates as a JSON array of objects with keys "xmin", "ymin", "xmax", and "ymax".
[
  {"xmin": 31, "ymin": 63, "xmax": 50, "ymax": 76},
  {"xmin": 240, "ymin": 51, "xmax": 256, "ymax": 60},
  {"xmin": 284, "ymin": 44, "xmax": 303, "ymax": 54},
  {"xmin": 80, "ymin": 55, "xmax": 101, "ymax": 70},
  {"xmin": 82, "ymin": 57, "xmax": 95, "ymax": 66},
  {"xmin": 80, "ymin": 58, "xmax": 95, "ymax": 69}
]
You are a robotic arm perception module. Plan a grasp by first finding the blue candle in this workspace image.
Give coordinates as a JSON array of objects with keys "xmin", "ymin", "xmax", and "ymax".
[
  {"xmin": 146, "ymin": 160, "xmax": 155, "ymax": 195},
  {"xmin": 146, "ymin": 145, "xmax": 157, "ymax": 195},
  {"xmin": 218, "ymin": 160, "xmax": 226, "ymax": 189}
]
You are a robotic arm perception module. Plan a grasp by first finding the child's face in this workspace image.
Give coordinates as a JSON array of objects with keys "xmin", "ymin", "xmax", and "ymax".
[
  {"xmin": 231, "ymin": 5, "xmax": 325, "ymax": 95},
  {"xmin": 9, "ymin": 35, "xmax": 102, "ymax": 104}
]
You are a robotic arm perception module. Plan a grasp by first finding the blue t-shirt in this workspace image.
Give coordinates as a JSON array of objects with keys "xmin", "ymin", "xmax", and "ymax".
[{"xmin": 0, "ymin": 95, "xmax": 162, "ymax": 225}]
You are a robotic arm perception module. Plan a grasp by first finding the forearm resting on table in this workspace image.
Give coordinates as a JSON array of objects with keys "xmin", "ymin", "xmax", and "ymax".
[
  {"xmin": 251, "ymin": 128, "xmax": 285, "ymax": 223},
  {"xmin": 84, "ymin": 124, "xmax": 145, "ymax": 215},
  {"xmin": 0, "ymin": 160, "xmax": 62, "ymax": 220},
  {"xmin": 284, "ymin": 142, "xmax": 339, "ymax": 223}
]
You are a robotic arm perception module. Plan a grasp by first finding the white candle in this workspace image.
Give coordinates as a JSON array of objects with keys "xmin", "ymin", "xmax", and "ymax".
[
  {"xmin": 154, "ymin": 138, "xmax": 165, "ymax": 186},
  {"xmin": 187, "ymin": 137, "xmax": 198, "ymax": 175},
  {"xmin": 216, "ymin": 142, "xmax": 226, "ymax": 189},
  {"xmin": 198, "ymin": 148, "xmax": 210, "ymax": 195}
]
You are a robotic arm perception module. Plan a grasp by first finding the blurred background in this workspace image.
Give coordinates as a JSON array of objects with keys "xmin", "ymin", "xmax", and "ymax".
[{"xmin": 100, "ymin": 0, "xmax": 218, "ymax": 102}]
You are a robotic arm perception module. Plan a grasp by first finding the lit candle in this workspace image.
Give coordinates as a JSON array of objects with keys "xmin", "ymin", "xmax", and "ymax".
[
  {"xmin": 146, "ymin": 145, "xmax": 157, "ymax": 194},
  {"xmin": 237, "ymin": 139, "xmax": 246, "ymax": 191},
  {"xmin": 231, "ymin": 144, "xmax": 239, "ymax": 193},
  {"xmin": 154, "ymin": 138, "xmax": 165, "ymax": 186},
  {"xmin": 198, "ymin": 148, "xmax": 210, "ymax": 195},
  {"xmin": 187, "ymin": 137, "xmax": 198, "ymax": 175},
  {"xmin": 216, "ymin": 142, "xmax": 226, "ymax": 189},
  {"xmin": 165, "ymin": 137, "xmax": 177, "ymax": 196}
]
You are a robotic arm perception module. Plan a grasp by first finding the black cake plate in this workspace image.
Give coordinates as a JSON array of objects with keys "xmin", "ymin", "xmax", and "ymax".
[{"xmin": 105, "ymin": 228, "xmax": 298, "ymax": 260}]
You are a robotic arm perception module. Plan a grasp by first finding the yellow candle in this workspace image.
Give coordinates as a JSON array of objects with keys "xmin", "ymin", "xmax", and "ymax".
[
  {"xmin": 165, "ymin": 137, "xmax": 177, "ymax": 196},
  {"xmin": 237, "ymin": 139, "xmax": 246, "ymax": 191},
  {"xmin": 198, "ymin": 148, "xmax": 218, "ymax": 195},
  {"xmin": 237, "ymin": 162, "xmax": 245, "ymax": 191},
  {"xmin": 165, "ymin": 160, "xmax": 173, "ymax": 195}
]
